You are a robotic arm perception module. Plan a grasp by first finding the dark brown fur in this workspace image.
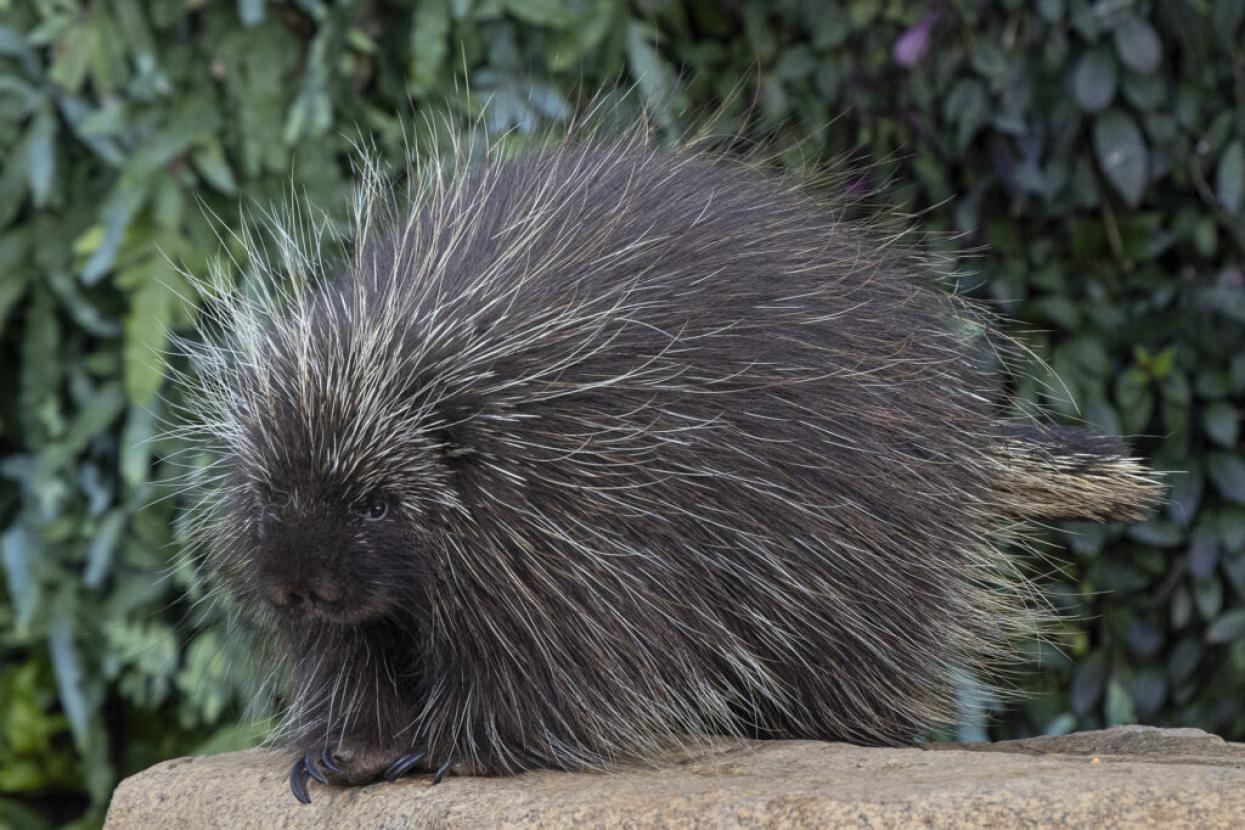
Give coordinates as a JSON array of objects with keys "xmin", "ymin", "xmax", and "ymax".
[{"xmin": 181, "ymin": 140, "xmax": 1162, "ymax": 800}]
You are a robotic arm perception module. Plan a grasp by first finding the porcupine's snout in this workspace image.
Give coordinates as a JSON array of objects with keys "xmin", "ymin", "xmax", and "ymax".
[
  {"xmin": 263, "ymin": 569, "xmax": 342, "ymax": 615},
  {"xmin": 252, "ymin": 498, "xmax": 401, "ymax": 626}
]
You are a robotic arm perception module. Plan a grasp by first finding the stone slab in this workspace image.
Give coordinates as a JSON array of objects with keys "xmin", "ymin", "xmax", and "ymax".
[{"xmin": 103, "ymin": 726, "xmax": 1245, "ymax": 829}]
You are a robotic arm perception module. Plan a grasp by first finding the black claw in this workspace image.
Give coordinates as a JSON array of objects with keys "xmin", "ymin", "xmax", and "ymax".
[
  {"xmin": 431, "ymin": 756, "xmax": 455, "ymax": 785},
  {"xmin": 289, "ymin": 757, "xmax": 312, "ymax": 805},
  {"xmin": 320, "ymin": 747, "xmax": 342, "ymax": 775},
  {"xmin": 304, "ymin": 751, "xmax": 327, "ymax": 784},
  {"xmin": 383, "ymin": 750, "xmax": 427, "ymax": 782}
]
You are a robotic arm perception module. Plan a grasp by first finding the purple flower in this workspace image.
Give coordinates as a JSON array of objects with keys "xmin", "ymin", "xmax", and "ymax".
[{"xmin": 893, "ymin": 11, "xmax": 941, "ymax": 68}]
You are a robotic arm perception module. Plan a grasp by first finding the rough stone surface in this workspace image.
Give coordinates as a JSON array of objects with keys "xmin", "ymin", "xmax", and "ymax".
[{"xmin": 104, "ymin": 726, "xmax": 1245, "ymax": 829}]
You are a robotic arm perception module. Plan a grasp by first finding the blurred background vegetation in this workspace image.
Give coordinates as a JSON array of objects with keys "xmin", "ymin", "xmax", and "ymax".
[{"xmin": 1, "ymin": 0, "xmax": 1243, "ymax": 826}]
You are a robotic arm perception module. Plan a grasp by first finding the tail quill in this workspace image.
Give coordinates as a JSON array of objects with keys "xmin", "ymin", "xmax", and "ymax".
[{"xmin": 993, "ymin": 425, "xmax": 1163, "ymax": 522}]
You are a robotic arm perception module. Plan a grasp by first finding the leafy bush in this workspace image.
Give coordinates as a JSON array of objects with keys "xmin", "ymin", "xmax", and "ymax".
[{"xmin": 1, "ymin": 0, "xmax": 1242, "ymax": 825}]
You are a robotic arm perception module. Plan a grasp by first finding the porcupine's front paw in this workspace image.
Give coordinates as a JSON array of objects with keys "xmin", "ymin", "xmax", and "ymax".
[{"xmin": 288, "ymin": 742, "xmax": 457, "ymax": 804}]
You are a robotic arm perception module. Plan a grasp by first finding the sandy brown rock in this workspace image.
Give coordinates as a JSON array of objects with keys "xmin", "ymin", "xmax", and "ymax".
[{"xmin": 105, "ymin": 726, "xmax": 1245, "ymax": 829}]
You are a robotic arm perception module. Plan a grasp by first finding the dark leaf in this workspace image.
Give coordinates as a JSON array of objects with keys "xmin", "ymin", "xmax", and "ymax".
[
  {"xmin": 1206, "ymin": 609, "xmax": 1245, "ymax": 644},
  {"xmin": 1, "ymin": 522, "xmax": 40, "ymax": 631},
  {"xmin": 1188, "ymin": 523, "xmax": 1221, "ymax": 580},
  {"xmin": 1166, "ymin": 461, "xmax": 1203, "ymax": 526},
  {"xmin": 1215, "ymin": 141, "xmax": 1244, "ymax": 215},
  {"xmin": 1071, "ymin": 650, "xmax": 1107, "ymax": 715},
  {"xmin": 24, "ymin": 103, "xmax": 57, "ymax": 207},
  {"xmin": 1168, "ymin": 638, "xmax": 1202, "ymax": 682},
  {"xmin": 1105, "ymin": 679, "xmax": 1136, "ymax": 725},
  {"xmin": 238, "ymin": 0, "xmax": 265, "ymax": 26},
  {"xmin": 1209, "ymin": 453, "xmax": 1245, "ymax": 504},
  {"xmin": 1072, "ymin": 48, "xmax": 1117, "ymax": 112},
  {"xmin": 1193, "ymin": 578, "xmax": 1223, "ymax": 620},
  {"xmin": 410, "ymin": 0, "xmax": 450, "ymax": 95},
  {"xmin": 1130, "ymin": 669, "xmax": 1167, "ymax": 717},
  {"xmin": 1092, "ymin": 109, "xmax": 1149, "ymax": 207},
  {"xmin": 1113, "ymin": 15, "xmax": 1162, "ymax": 74},
  {"xmin": 49, "ymin": 614, "xmax": 91, "ymax": 751},
  {"xmin": 1219, "ymin": 507, "xmax": 1245, "ymax": 554},
  {"xmin": 1203, "ymin": 401, "xmax": 1240, "ymax": 447}
]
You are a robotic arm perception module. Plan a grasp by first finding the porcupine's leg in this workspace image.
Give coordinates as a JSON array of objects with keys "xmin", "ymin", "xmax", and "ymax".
[
  {"xmin": 287, "ymin": 714, "xmax": 461, "ymax": 801},
  {"xmin": 290, "ymin": 742, "xmax": 447, "ymax": 802},
  {"xmin": 284, "ymin": 662, "xmax": 457, "ymax": 801}
]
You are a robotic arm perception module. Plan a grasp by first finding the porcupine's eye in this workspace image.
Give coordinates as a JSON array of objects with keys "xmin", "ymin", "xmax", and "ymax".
[{"xmin": 357, "ymin": 496, "xmax": 389, "ymax": 521}]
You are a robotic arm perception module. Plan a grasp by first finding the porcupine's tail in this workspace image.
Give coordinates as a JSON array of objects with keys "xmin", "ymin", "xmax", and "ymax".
[{"xmin": 991, "ymin": 424, "xmax": 1164, "ymax": 522}]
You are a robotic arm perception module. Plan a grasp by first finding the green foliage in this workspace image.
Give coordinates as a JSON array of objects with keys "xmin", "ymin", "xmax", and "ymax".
[{"xmin": 0, "ymin": 0, "xmax": 1242, "ymax": 824}]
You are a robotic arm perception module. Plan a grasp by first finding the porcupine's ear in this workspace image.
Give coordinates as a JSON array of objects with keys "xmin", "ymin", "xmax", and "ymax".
[
  {"xmin": 991, "ymin": 423, "xmax": 1164, "ymax": 522},
  {"xmin": 431, "ymin": 401, "xmax": 480, "ymax": 466}
]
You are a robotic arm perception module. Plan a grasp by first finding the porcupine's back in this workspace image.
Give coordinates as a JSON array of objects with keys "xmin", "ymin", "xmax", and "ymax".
[{"xmin": 205, "ymin": 138, "xmax": 1161, "ymax": 775}]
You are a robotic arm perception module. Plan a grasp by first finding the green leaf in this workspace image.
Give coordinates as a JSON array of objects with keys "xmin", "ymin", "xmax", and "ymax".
[
  {"xmin": 82, "ymin": 178, "xmax": 148, "ymax": 285},
  {"xmin": 58, "ymin": 381, "xmax": 126, "ymax": 461},
  {"xmin": 123, "ymin": 262, "xmax": 176, "ymax": 406},
  {"xmin": 191, "ymin": 138, "xmax": 238, "ymax": 196},
  {"xmin": 1215, "ymin": 141, "xmax": 1244, "ymax": 215},
  {"xmin": 132, "ymin": 97, "xmax": 223, "ymax": 180},
  {"xmin": 0, "ymin": 797, "xmax": 55, "ymax": 830},
  {"xmin": 1, "ymin": 523, "xmax": 40, "ymax": 632},
  {"xmin": 1112, "ymin": 15, "xmax": 1162, "ymax": 74},
  {"xmin": 943, "ymin": 78, "xmax": 988, "ymax": 151},
  {"xmin": 46, "ymin": 266, "xmax": 122, "ymax": 338},
  {"xmin": 548, "ymin": 0, "xmax": 616, "ymax": 72},
  {"xmin": 1168, "ymin": 637, "xmax": 1202, "ymax": 682},
  {"xmin": 1171, "ymin": 586, "xmax": 1193, "ymax": 629},
  {"xmin": 1072, "ymin": 48, "xmax": 1116, "ymax": 112},
  {"xmin": 1130, "ymin": 668, "xmax": 1167, "ymax": 717},
  {"xmin": 1105, "ymin": 679, "xmax": 1136, "ymax": 725},
  {"xmin": 1167, "ymin": 461, "xmax": 1203, "ymax": 525},
  {"xmin": 505, "ymin": 0, "xmax": 578, "ymax": 26},
  {"xmin": 1194, "ymin": 577, "xmax": 1224, "ymax": 619},
  {"xmin": 1071, "ymin": 650, "xmax": 1106, "ymax": 715},
  {"xmin": 0, "ymin": 228, "xmax": 33, "ymax": 338},
  {"xmin": 20, "ymin": 286, "xmax": 63, "ymax": 444},
  {"xmin": 238, "ymin": 0, "xmax": 265, "ymax": 26},
  {"xmin": 120, "ymin": 404, "xmax": 157, "ymax": 490},
  {"xmin": 1038, "ymin": 0, "xmax": 1065, "ymax": 22},
  {"xmin": 0, "ymin": 132, "xmax": 30, "ymax": 226},
  {"xmin": 24, "ymin": 103, "xmax": 57, "ymax": 207},
  {"xmin": 1114, "ymin": 367, "xmax": 1153, "ymax": 433},
  {"xmin": 626, "ymin": 22, "xmax": 677, "ymax": 129},
  {"xmin": 84, "ymin": 511, "xmax": 125, "ymax": 589},
  {"xmin": 1214, "ymin": 0, "xmax": 1245, "ymax": 36},
  {"xmin": 1220, "ymin": 507, "xmax": 1245, "ymax": 553},
  {"xmin": 56, "ymin": 95, "xmax": 125, "ymax": 166},
  {"xmin": 1206, "ymin": 609, "xmax": 1245, "ymax": 644},
  {"xmin": 1092, "ymin": 108, "xmax": 1149, "ymax": 207},
  {"xmin": 48, "ymin": 614, "xmax": 91, "ymax": 752},
  {"xmin": 1203, "ymin": 401, "xmax": 1240, "ymax": 447},
  {"xmin": 1189, "ymin": 522, "xmax": 1220, "ymax": 580},
  {"xmin": 1122, "ymin": 71, "xmax": 1165, "ymax": 111},
  {"xmin": 48, "ymin": 23, "xmax": 95, "ymax": 92},
  {"xmin": 1209, "ymin": 453, "xmax": 1245, "ymax": 504},
  {"xmin": 0, "ymin": 26, "xmax": 43, "ymax": 77},
  {"xmin": 409, "ymin": 0, "xmax": 450, "ymax": 96},
  {"xmin": 1127, "ymin": 519, "xmax": 1182, "ymax": 547}
]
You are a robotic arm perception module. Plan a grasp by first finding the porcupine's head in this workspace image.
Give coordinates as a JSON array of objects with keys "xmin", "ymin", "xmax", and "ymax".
[{"xmin": 175, "ymin": 161, "xmax": 479, "ymax": 633}]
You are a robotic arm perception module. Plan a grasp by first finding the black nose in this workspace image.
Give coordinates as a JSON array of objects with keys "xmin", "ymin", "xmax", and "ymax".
[{"xmin": 267, "ymin": 577, "xmax": 343, "ymax": 610}]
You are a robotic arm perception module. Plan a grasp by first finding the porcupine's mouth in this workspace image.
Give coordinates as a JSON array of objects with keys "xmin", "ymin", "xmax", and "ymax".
[
  {"xmin": 271, "ymin": 593, "xmax": 391, "ymax": 627},
  {"xmin": 307, "ymin": 603, "xmax": 383, "ymax": 626}
]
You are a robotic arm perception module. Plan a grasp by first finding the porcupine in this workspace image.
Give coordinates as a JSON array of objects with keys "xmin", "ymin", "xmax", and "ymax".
[{"xmin": 176, "ymin": 131, "xmax": 1162, "ymax": 804}]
